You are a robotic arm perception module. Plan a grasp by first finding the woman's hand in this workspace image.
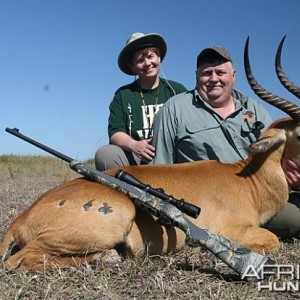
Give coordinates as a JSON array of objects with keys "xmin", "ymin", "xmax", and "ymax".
[{"xmin": 132, "ymin": 138, "xmax": 155, "ymax": 163}]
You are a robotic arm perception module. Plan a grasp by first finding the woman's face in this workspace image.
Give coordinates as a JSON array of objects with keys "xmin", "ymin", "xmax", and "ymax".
[{"xmin": 130, "ymin": 48, "xmax": 161, "ymax": 79}]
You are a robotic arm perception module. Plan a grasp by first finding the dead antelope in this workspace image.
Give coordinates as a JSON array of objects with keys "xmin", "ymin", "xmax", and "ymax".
[{"xmin": 1, "ymin": 37, "xmax": 300, "ymax": 272}]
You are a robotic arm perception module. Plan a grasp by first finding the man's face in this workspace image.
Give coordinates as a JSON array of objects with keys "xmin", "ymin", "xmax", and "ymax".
[
  {"xmin": 130, "ymin": 48, "xmax": 161, "ymax": 79},
  {"xmin": 196, "ymin": 60, "xmax": 236, "ymax": 107}
]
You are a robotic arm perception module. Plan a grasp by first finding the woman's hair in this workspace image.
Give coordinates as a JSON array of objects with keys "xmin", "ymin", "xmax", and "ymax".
[{"xmin": 128, "ymin": 47, "xmax": 161, "ymax": 64}]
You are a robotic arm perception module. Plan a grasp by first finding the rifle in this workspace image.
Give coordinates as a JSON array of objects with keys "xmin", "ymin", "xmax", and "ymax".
[{"xmin": 5, "ymin": 127, "xmax": 275, "ymax": 279}]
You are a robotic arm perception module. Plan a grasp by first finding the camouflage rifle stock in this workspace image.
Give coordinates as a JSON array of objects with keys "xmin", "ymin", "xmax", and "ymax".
[{"xmin": 5, "ymin": 127, "xmax": 275, "ymax": 278}]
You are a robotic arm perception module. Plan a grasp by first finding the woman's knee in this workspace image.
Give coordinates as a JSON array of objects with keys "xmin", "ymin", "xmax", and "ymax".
[{"xmin": 95, "ymin": 145, "xmax": 133, "ymax": 171}]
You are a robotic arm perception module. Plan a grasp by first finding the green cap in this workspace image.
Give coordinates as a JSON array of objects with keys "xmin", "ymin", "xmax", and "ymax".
[{"xmin": 197, "ymin": 46, "xmax": 232, "ymax": 68}]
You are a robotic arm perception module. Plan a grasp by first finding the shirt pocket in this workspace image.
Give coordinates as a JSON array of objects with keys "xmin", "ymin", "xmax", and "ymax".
[{"xmin": 181, "ymin": 123, "xmax": 224, "ymax": 161}]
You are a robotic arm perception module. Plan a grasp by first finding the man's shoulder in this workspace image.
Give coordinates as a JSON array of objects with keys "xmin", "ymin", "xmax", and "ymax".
[
  {"xmin": 233, "ymin": 89, "xmax": 272, "ymax": 121},
  {"xmin": 234, "ymin": 89, "xmax": 262, "ymax": 107},
  {"xmin": 165, "ymin": 90, "xmax": 193, "ymax": 105}
]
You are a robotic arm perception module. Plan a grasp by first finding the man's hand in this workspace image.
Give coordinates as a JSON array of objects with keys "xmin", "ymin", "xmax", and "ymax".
[{"xmin": 281, "ymin": 157, "xmax": 300, "ymax": 188}]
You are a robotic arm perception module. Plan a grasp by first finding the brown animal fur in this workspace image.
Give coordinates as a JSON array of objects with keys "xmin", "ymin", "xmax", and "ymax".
[{"xmin": 1, "ymin": 117, "xmax": 300, "ymax": 271}]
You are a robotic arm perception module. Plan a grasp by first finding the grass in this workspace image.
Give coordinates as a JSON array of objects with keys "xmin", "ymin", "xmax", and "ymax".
[{"xmin": 0, "ymin": 155, "xmax": 299, "ymax": 299}]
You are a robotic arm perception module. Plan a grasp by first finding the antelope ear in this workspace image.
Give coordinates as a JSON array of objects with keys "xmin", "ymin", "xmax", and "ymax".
[{"xmin": 250, "ymin": 128, "xmax": 286, "ymax": 153}]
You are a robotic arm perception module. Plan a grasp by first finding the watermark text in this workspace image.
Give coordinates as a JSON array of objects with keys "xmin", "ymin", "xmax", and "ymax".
[{"xmin": 242, "ymin": 264, "xmax": 300, "ymax": 292}]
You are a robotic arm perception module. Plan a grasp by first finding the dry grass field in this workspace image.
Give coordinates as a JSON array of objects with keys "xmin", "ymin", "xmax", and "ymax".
[{"xmin": 0, "ymin": 155, "xmax": 299, "ymax": 299}]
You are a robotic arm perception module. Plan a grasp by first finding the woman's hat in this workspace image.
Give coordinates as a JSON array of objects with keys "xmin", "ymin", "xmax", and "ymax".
[{"xmin": 118, "ymin": 32, "xmax": 167, "ymax": 75}]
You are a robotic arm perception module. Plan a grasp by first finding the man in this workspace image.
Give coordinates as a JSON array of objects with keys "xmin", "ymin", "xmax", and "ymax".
[{"xmin": 151, "ymin": 45, "xmax": 300, "ymax": 238}]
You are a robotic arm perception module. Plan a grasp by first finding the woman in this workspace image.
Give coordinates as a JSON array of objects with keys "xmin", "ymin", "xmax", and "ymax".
[{"xmin": 95, "ymin": 32, "xmax": 187, "ymax": 171}]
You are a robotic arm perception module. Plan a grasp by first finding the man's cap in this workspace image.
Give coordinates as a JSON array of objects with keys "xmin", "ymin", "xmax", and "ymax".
[
  {"xmin": 118, "ymin": 32, "xmax": 167, "ymax": 75},
  {"xmin": 196, "ymin": 46, "xmax": 232, "ymax": 68}
]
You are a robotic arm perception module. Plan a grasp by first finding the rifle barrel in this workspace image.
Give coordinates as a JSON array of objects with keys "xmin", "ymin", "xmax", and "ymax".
[{"xmin": 5, "ymin": 127, "xmax": 74, "ymax": 163}]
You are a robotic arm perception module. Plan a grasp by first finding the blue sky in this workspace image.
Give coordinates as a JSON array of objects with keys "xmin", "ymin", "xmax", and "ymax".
[{"xmin": 1, "ymin": 0, "xmax": 299, "ymax": 160}]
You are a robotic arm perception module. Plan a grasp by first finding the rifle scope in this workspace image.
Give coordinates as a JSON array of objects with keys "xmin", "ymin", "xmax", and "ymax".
[{"xmin": 115, "ymin": 170, "xmax": 200, "ymax": 219}]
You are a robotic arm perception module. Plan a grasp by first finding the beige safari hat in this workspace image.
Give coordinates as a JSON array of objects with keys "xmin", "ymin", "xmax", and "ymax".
[{"xmin": 118, "ymin": 32, "xmax": 167, "ymax": 75}]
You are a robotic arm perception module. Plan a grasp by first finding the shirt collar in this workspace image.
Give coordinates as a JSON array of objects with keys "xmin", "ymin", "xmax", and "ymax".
[{"xmin": 194, "ymin": 88, "xmax": 248, "ymax": 110}]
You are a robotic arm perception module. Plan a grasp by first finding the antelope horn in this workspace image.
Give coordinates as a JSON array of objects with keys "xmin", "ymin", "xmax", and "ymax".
[
  {"xmin": 275, "ymin": 35, "xmax": 300, "ymax": 99},
  {"xmin": 244, "ymin": 36, "xmax": 300, "ymax": 121}
]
